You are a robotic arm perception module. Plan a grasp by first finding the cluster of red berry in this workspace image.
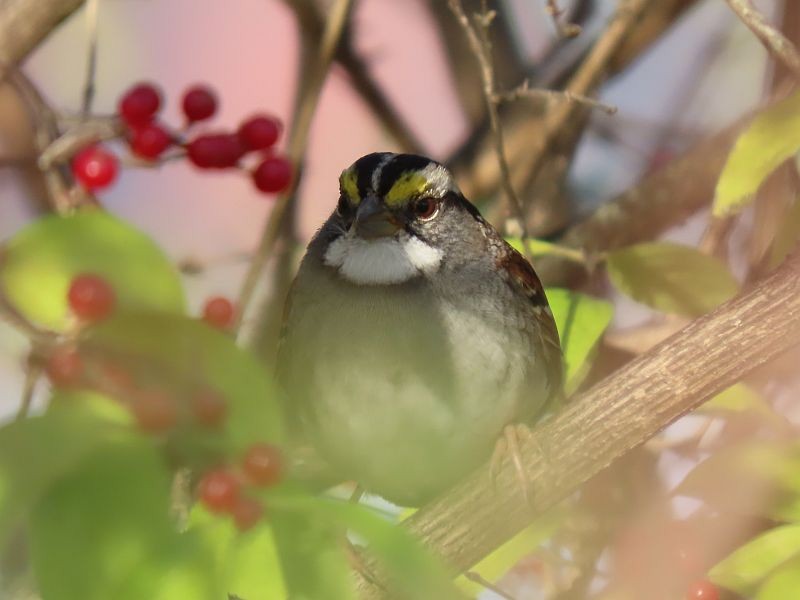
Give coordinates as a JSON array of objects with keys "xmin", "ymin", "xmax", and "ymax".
[
  {"xmin": 198, "ymin": 443, "xmax": 282, "ymax": 531},
  {"xmin": 71, "ymin": 82, "xmax": 292, "ymax": 196},
  {"xmin": 43, "ymin": 274, "xmax": 280, "ymax": 530},
  {"xmin": 45, "ymin": 274, "xmax": 236, "ymax": 430}
]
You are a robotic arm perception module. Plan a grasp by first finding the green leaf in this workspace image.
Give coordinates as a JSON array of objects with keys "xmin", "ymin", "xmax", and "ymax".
[
  {"xmin": 506, "ymin": 238, "xmax": 585, "ymax": 263},
  {"xmin": 84, "ymin": 311, "xmax": 285, "ymax": 453},
  {"xmin": 29, "ymin": 433, "xmax": 222, "ymax": 600},
  {"xmin": 0, "ymin": 401, "xmax": 119, "ymax": 547},
  {"xmin": 188, "ymin": 506, "xmax": 286, "ymax": 600},
  {"xmin": 769, "ymin": 197, "xmax": 800, "ymax": 268},
  {"xmin": 606, "ymin": 242, "xmax": 738, "ymax": 317},
  {"xmin": 267, "ymin": 493, "xmax": 459, "ymax": 599},
  {"xmin": 305, "ymin": 498, "xmax": 461, "ymax": 600},
  {"xmin": 709, "ymin": 524, "xmax": 800, "ymax": 595},
  {"xmin": 758, "ymin": 558, "xmax": 800, "ymax": 600},
  {"xmin": 0, "ymin": 210, "xmax": 185, "ymax": 330},
  {"xmin": 699, "ymin": 384, "xmax": 779, "ymax": 422},
  {"xmin": 714, "ymin": 89, "xmax": 800, "ymax": 217},
  {"xmin": 546, "ymin": 288, "xmax": 613, "ymax": 393}
]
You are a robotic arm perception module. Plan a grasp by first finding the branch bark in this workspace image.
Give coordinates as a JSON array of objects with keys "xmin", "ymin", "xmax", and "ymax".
[
  {"xmin": 0, "ymin": 0, "xmax": 85, "ymax": 77},
  {"xmin": 724, "ymin": 0, "xmax": 800, "ymax": 81},
  {"xmin": 357, "ymin": 245, "xmax": 800, "ymax": 598},
  {"xmin": 535, "ymin": 113, "xmax": 750, "ymax": 287}
]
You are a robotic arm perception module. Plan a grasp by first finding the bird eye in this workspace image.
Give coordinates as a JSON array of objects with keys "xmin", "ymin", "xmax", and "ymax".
[{"xmin": 413, "ymin": 197, "xmax": 439, "ymax": 220}]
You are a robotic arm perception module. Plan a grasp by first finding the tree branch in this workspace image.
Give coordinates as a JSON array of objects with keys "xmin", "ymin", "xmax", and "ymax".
[
  {"xmin": 0, "ymin": 0, "xmax": 85, "ymax": 78},
  {"xmin": 535, "ymin": 112, "xmax": 751, "ymax": 286},
  {"xmin": 235, "ymin": 0, "xmax": 354, "ymax": 335},
  {"xmin": 357, "ymin": 245, "xmax": 800, "ymax": 598},
  {"xmin": 724, "ymin": 0, "xmax": 800, "ymax": 80}
]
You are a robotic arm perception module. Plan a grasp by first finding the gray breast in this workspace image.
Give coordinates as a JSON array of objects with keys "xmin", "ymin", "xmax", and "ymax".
[{"xmin": 277, "ymin": 258, "xmax": 547, "ymax": 505}]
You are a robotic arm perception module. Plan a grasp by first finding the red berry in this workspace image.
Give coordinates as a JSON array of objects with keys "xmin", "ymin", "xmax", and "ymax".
[
  {"xmin": 182, "ymin": 85, "xmax": 218, "ymax": 122},
  {"xmin": 186, "ymin": 134, "xmax": 244, "ymax": 169},
  {"xmin": 119, "ymin": 82, "xmax": 161, "ymax": 126},
  {"xmin": 191, "ymin": 389, "xmax": 227, "ymax": 427},
  {"xmin": 252, "ymin": 156, "xmax": 292, "ymax": 193},
  {"xmin": 686, "ymin": 580, "xmax": 719, "ymax": 600},
  {"xmin": 72, "ymin": 145, "xmax": 119, "ymax": 190},
  {"xmin": 67, "ymin": 273, "xmax": 116, "ymax": 321},
  {"xmin": 242, "ymin": 443, "xmax": 283, "ymax": 487},
  {"xmin": 238, "ymin": 115, "xmax": 281, "ymax": 151},
  {"xmin": 132, "ymin": 390, "xmax": 177, "ymax": 432},
  {"xmin": 202, "ymin": 296, "xmax": 235, "ymax": 329},
  {"xmin": 232, "ymin": 496, "xmax": 264, "ymax": 532},
  {"xmin": 129, "ymin": 122, "xmax": 172, "ymax": 159},
  {"xmin": 198, "ymin": 469, "xmax": 241, "ymax": 513},
  {"xmin": 45, "ymin": 347, "xmax": 83, "ymax": 388}
]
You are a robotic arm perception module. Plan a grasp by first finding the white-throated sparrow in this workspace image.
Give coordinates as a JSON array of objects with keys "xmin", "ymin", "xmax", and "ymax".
[{"xmin": 277, "ymin": 153, "xmax": 562, "ymax": 506}]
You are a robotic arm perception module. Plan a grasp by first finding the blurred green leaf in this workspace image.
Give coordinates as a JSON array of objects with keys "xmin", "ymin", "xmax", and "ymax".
[
  {"xmin": 606, "ymin": 242, "xmax": 738, "ymax": 317},
  {"xmin": 699, "ymin": 384, "xmax": 779, "ymax": 422},
  {"xmin": 714, "ymin": 90, "xmax": 800, "ymax": 217},
  {"xmin": 188, "ymin": 506, "xmax": 286, "ymax": 600},
  {"xmin": 758, "ymin": 558, "xmax": 800, "ymax": 600},
  {"xmin": 769, "ymin": 197, "xmax": 800, "ymax": 268},
  {"xmin": 0, "ymin": 210, "xmax": 185, "ymax": 330},
  {"xmin": 84, "ymin": 311, "xmax": 285, "ymax": 453},
  {"xmin": 268, "ymin": 493, "xmax": 460, "ymax": 599},
  {"xmin": 29, "ymin": 431, "xmax": 222, "ymax": 600},
  {"xmin": 506, "ymin": 238, "xmax": 585, "ymax": 264},
  {"xmin": 709, "ymin": 524, "xmax": 800, "ymax": 595},
  {"xmin": 269, "ymin": 505, "xmax": 355, "ymax": 600},
  {"xmin": 308, "ymin": 498, "xmax": 461, "ymax": 599},
  {"xmin": 0, "ymin": 400, "xmax": 119, "ymax": 547},
  {"xmin": 772, "ymin": 497, "xmax": 800, "ymax": 523},
  {"xmin": 546, "ymin": 288, "xmax": 613, "ymax": 393}
]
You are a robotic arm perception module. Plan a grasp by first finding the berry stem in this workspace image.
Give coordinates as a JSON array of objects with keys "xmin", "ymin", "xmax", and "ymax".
[
  {"xmin": 15, "ymin": 360, "xmax": 42, "ymax": 421},
  {"xmin": 80, "ymin": 0, "xmax": 99, "ymax": 118},
  {"xmin": 233, "ymin": 0, "xmax": 355, "ymax": 337}
]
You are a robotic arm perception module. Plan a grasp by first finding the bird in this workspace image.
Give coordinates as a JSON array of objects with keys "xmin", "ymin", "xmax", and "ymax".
[{"xmin": 276, "ymin": 152, "xmax": 562, "ymax": 507}]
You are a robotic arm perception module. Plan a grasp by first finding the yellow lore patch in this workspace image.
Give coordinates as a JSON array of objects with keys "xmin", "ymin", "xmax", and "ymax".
[
  {"xmin": 385, "ymin": 172, "xmax": 429, "ymax": 207},
  {"xmin": 339, "ymin": 169, "xmax": 360, "ymax": 203}
]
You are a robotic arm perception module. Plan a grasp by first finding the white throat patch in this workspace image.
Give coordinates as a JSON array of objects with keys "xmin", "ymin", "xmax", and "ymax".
[{"xmin": 323, "ymin": 234, "xmax": 443, "ymax": 285}]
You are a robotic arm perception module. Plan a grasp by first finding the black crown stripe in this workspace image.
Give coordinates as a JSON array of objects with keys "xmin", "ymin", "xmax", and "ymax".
[
  {"xmin": 377, "ymin": 154, "xmax": 437, "ymax": 198},
  {"xmin": 353, "ymin": 152, "xmax": 392, "ymax": 200}
]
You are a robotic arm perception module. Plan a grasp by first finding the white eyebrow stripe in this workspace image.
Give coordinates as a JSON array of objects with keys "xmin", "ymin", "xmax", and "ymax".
[{"xmin": 370, "ymin": 154, "xmax": 394, "ymax": 194}]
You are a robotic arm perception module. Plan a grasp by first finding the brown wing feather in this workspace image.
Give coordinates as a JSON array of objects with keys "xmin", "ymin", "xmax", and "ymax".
[{"xmin": 495, "ymin": 243, "xmax": 564, "ymax": 404}]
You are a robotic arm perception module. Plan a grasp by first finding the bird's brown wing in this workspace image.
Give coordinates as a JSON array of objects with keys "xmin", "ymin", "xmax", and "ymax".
[{"xmin": 495, "ymin": 243, "xmax": 564, "ymax": 408}]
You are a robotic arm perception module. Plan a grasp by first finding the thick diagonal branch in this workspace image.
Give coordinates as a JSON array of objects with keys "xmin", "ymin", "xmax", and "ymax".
[{"xmin": 357, "ymin": 247, "xmax": 800, "ymax": 597}]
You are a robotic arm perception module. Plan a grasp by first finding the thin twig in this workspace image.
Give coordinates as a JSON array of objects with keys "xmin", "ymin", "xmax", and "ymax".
[
  {"xmin": 281, "ymin": 0, "xmax": 423, "ymax": 153},
  {"xmin": 543, "ymin": 0, "xmax": 582, "ymax": 38},
  {"xmin": 81, "ymin": 0, "xmax": 99, "ymax": 117},
  {"xmin": 447, "ymin": 0, "xmax": 532, "ymax": 249},
  {"xmin": 38, "ymin": 115, "xmax": 122, "ymax": 170},
  {"xmin": 464, "ymin": 571, "xmax": 517, "ymax": 600},
  {"xmin": 494, "ymin": 79, "xmax": 617, "ymax": 115},
  {"xmin": 724, "ymin": 0, "xmax": 800, "ymax": 80},
  {"xmin": 15, "ymin": 361, "xmax": 42, "ymax": 421},
  {"xmin": 234, "ymin": 0, "xmax": 354, "ymax": 335},
  {"xmin": 516, "ymin": 0, "xmax": 652, "ymax": 210}
]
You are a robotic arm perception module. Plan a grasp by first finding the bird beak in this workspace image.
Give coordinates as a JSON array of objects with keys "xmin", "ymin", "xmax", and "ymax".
[{"xmin": 353, "ymin": 195, "xmax": 401, "ymax": 239}]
